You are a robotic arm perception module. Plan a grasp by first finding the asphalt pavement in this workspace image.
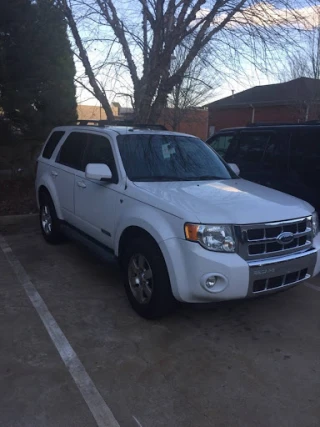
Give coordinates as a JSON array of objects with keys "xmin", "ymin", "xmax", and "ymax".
[{"xmin": 1, "ymin": 217, "xmax": 320, "ymax": 427}]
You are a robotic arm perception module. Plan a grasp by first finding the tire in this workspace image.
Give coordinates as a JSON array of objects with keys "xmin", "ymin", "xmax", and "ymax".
[
  {"xmin": 39, "ymin": 192, "xmax": 64, "ymax": 244},
  {"xmin": 122, "ymin": 237, "xmax": 176, "ymax": 319}
]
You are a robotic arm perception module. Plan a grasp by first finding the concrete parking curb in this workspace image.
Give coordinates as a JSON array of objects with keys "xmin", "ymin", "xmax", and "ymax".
[{"xmin": 0, "ymin": 213, "xmax": 38, "ymax": 226}]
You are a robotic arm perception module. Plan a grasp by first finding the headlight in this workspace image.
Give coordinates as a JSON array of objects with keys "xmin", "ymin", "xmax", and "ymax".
[
  {"xmin": 185, "ymin": 223, "xmax": 236, "ymax": 252},
  {"xmin": 312, "ymin": 212, "xmax": 319, "ymax": 237}
]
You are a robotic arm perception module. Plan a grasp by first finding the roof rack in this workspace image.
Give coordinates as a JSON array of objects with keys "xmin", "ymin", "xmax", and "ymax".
[
  {"xmin": 304, "ymin": 120, "xmax": 320, "ymax": 125},
  {"xmin": 247, "ymin": 120, "xmax": 320, "ymax": 127},
  {"xmin": 74, "ymin": 119, "xmax": 167, "ymax": 130},
  {"xmin": 247, "ymin": 122, "xmax": 296, "ymax": 127}
]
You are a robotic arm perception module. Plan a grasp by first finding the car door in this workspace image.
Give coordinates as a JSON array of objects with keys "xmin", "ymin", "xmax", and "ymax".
[
  {"xmin": 73, "ymin": 132, "xmax": 122, "ymax": 249},
  {"xmin": 53, "ymin": 131, "xmax": 88, "ymax": 223}
]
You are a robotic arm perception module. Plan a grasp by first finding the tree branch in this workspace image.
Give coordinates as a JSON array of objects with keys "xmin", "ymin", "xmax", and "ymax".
[
  {"xmin": 57, "ymin": 0, "xmax": 114, "ymax": 120},
  {"xmin": 95, "ymin": 0, "xmax": 139, "ymax": 87}
]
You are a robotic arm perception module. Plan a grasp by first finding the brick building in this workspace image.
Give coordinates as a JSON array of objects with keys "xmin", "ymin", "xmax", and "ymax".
[
  {"xmin": 207, "ymin": 77, "xmax": 320, "ymax": 133},
  {"xmin": 77, "ymin": 103, "xmax": 208, "ymax": 140},
  {"xmin": 158, "ymin": 108, "xmax": 208, "ymax": 140}
]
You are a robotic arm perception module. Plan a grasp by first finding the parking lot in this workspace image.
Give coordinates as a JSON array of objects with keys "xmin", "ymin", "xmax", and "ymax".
[{"xmin": 1, "ymin": 217, "xmax": 320, "ymax": 427}]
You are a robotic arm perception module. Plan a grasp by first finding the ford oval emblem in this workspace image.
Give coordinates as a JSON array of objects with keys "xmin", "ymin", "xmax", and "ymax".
[{"xmin": 277, "ymin": 232, "xmax": 294, "ymax": 245}]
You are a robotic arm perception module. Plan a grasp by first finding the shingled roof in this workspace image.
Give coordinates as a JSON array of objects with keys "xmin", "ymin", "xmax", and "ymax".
[{"xmin": 207, "ymin": 77, "xmax": 320, "ymax": 109}]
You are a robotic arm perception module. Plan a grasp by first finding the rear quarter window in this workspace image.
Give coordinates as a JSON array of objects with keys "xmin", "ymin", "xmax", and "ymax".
[{"xmin": 42, "ymin": 131, "xmax": 65, "ymax": 159}]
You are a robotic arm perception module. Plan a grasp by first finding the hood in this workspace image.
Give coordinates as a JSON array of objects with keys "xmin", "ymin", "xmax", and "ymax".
[{"xmin": 133, "ymin": 179, "xmax": 314, "ymax": 224}]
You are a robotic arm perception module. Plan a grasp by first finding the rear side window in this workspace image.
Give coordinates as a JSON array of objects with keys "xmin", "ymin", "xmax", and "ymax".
[
  {"xmin": 237, "ymin": 132, "xmax": 272, "ymax": 163},
  {"xmin": 290, "ymin": 129, "xmax": 320, "ymax": 178},
  {"xmin": 262, "ymin": 130, "xmax": 289, "ymax": 169},
  {"xmin": 291, "ymin": 129, "xmax": 320, "ymax": 158},
  {"xmin": 42, "ymin": 131, "xmax": 65, "ymax": 159},
  {"xmin": 56, "ymin": 132, "xmax": 88, "ymax": 170}
]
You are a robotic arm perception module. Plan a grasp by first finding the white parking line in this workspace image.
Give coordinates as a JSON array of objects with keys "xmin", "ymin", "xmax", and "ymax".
[
  {"xmin": 305, "ymin": 282, "xmax": 320, "ymax": 292},
  {"xmin": 132, "ymin": 415, "xmax": 144, "ymax": 427},
  {"xmin": 0, "ymin": 234, "xmax": 120, "ymax": 427}
]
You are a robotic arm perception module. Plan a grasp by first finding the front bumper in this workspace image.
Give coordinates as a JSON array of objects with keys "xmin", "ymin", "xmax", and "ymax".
[
  {"xmin": 159, "ymin": 233, "xmax": 320, "ymax": 303},
  {"xmin": 247, "ymin": 249, "xmax": 317, "ymax": 296}
]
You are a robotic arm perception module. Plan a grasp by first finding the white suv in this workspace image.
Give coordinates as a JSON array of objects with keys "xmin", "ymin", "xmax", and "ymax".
[{"xmin": 35, "ymin": 122, "xmax": 320, "ymax": 318}]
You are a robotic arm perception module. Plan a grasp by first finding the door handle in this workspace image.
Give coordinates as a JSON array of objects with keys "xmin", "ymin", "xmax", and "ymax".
[
  {"xmin": 51, "ymin": 171, "xmax": 58, "ymax": 177},
  {"xmin": 77, "ymin": 181, "xmax": 86, "ymax": 189}
]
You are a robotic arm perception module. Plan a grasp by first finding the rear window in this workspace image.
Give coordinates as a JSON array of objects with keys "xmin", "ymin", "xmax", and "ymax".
[{"xmin": 42, "ymin": 131, "xmax": 65, "ymax": 159}]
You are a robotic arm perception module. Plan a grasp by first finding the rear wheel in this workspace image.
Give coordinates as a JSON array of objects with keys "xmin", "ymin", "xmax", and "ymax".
[
  {"xmin": 123, "ymin": 237, "xmax": 176, "ymax": 319},
  {"xmin": 39, "ymin": 193, "xmax": 64, "ymax": 244}
]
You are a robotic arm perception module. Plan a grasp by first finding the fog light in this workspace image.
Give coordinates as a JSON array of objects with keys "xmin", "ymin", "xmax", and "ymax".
[
  {"xmin": 200, "ymin": 273, "xmax": 228, "ymax": 293},
  {"xmin": 205, "ymin": 276, "xmax": 217, "ymax": 289}
]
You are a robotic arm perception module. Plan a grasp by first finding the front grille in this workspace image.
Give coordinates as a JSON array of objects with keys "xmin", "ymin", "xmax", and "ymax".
[
  {"xmin": 238, "ymin": 217, "xmax": 313, "ymax": 260},
  {"xmin": 253, "ymin": 268, "xmax": 308, "ymax": 293}
]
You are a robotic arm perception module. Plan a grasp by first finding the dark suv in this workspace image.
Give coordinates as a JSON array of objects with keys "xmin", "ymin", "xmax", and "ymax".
[{"xmin": 206, "ymin": 123, "xmax": 320, "ymax": 213}]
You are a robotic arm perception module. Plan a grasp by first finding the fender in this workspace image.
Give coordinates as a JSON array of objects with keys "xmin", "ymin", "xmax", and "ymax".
[
  {"xmin": 113, "ymin": 200, "xmax": 183, "ymax": 256},
  {"xmin": 36, "ymin": 166, "xmax": 64, "ymax": 220}
]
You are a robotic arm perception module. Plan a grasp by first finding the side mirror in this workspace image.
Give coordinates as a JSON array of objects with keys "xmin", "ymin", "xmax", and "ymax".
[
  {"xmin": 85, "ymin": 163, "xmax": 112, "ymax": 181},
  {"xmin": 228, "ymin": 163, "xmax": 240, "ymax": 176}
]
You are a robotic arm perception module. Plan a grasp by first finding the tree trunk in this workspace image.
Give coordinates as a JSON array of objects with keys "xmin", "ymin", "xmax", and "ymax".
[{"xmin": 133, "ymin": 79, "xmax": 159, "ymax": 123}]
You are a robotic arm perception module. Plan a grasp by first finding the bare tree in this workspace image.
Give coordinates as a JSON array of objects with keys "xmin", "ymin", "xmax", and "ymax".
[
  {"xmin": 279, "ymin": 9, "xmax": 319, "ymax": 81},
  {"xmin": 163, "ymin": 44, "xmax": 218, "ymax": 130},
  {"xmin": 57, "ymin": 0, "xmax": 319, "ymax": 123}
]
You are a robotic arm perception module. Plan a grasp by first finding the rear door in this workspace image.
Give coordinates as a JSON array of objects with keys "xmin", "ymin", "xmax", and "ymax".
[{"xmin": 53, "ymin": 131, "xmax": 88, "ymax": 223}]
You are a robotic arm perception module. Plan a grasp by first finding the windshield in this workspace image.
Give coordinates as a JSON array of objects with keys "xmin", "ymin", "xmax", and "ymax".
[{"xmin": 117, "ymin": 134, "xmax": 236, "ymax": 182}]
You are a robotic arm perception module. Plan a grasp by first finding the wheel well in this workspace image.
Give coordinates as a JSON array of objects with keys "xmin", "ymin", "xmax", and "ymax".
[
  {"xmin": 118, "ymin": 226, "xmax": 158, "ymax": 260},
  {"xmin": 38, "ymin": 185, "xmax": 51, "ymax": 203}
]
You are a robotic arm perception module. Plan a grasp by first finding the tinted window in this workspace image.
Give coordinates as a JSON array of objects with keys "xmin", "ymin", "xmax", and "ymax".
[
  {"xmin": 209, "ymin": 133, "xmax": 235, "ymax": 157},
  {"xmin": 43, "ymin": 131, "xmax": 65, "ymax": 159},
  {"xmin": 262, "ymin": 130, "xmax": 289, "ymax": 169},
  {"xmin": 291, "ymin": 129, "xmax": 320, "ymax": 158},
  {"xmin": 289, "ymin": 128, "xmax": 320, "ymax": 209},
  {"xmin": 237, "ymin": 132, "xmax": 272, "ymax": 163},
  {"xmin": 56, "ymin": 132, "xmax": 88, "ymax": 170},
  {"xmin": 290, "ymin": 129, "xmax": 320, "ymax": 178},
  {"xmin": 83, "ymin": 134, "xmax": 118, "ymax": 183},
  {"xmin": 117, "ymin": 134, "xmax": 236, "ymax": 181}
]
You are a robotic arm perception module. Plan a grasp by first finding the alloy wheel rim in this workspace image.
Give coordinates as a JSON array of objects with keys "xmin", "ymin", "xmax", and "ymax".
[
  {"xmin": 41, "ymin": 205, "xmax": 52, "ymax": 235},
  {"xmin": 128, "ymin": 253, "xmax": 153, "ymax": 304}
]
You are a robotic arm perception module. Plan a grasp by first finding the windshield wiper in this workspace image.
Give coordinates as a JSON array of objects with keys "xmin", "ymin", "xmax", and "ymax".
[{"xmin": 194, "ymin": 175, "xmax": 230, "ymax": 181}]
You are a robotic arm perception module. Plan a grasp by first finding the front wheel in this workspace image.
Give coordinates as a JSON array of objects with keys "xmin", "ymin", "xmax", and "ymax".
[{"xmin": 123, "ymin": 237, "xmax": 176, "ymax": 319}]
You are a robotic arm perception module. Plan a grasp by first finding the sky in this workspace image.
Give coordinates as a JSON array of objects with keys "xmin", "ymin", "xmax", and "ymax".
[
  {"xmin": 76, "ymin": 62, "xmax": 272, "ymax": 107},
  {"xmin": 74, "ymin": 1, "xmax": 319, "ymax": 109}
]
